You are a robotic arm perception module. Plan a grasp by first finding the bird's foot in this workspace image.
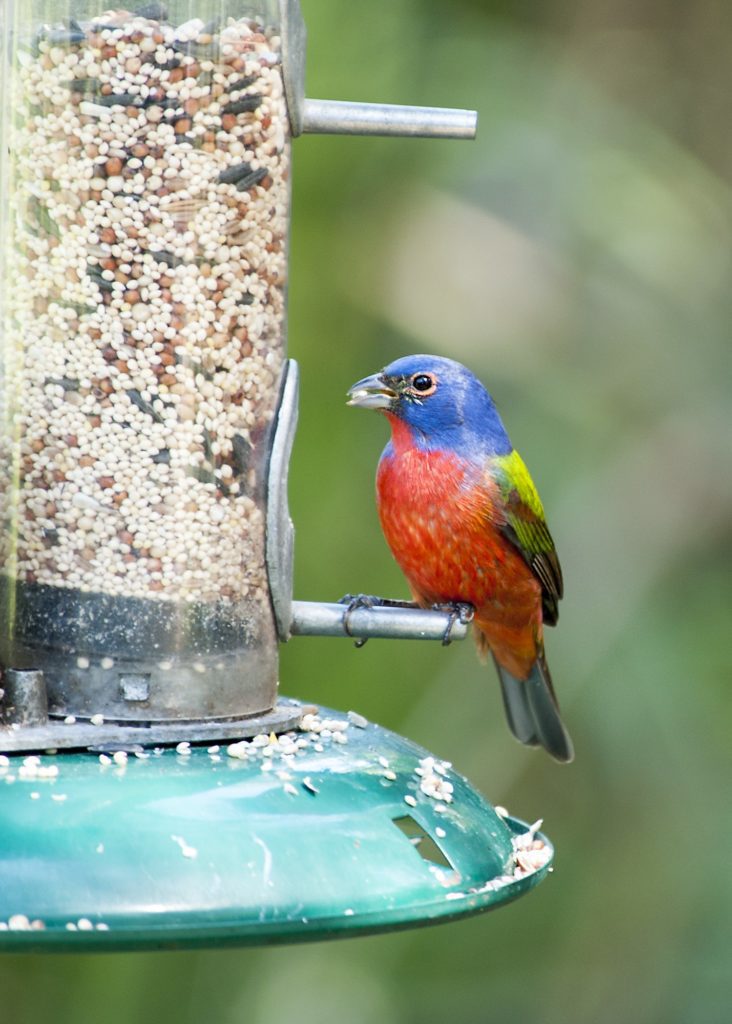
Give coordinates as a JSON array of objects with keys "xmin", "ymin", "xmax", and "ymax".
[
  {"xmin": 430, "ymin": 601, "xmax": 475, "ymax": 645},
  {"xmin": 338, "ymin": 594, "xmax": 417, "ymax": 648}
]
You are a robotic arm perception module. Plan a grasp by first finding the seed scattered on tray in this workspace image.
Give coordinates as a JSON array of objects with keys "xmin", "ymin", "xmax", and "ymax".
[
  {"xmin": 18, "ymin": 755, "xmax": 59, "ymax": 780},
  {"xmin": 412, "ymin": 756, "xmax": 454, "ymax": 804},
  {"xmin": 171, "ymin": 834, "xmax": 198, "ymax": 859}
]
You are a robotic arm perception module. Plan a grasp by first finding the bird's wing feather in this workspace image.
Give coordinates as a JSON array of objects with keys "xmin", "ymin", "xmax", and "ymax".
[{"xmin": 489, "ymin": 450, "xmax": 563, "ymax": 626}]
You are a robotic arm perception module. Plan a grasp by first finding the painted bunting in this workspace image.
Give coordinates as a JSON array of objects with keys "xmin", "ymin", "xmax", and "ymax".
[{"xmin": 347, "ymin": 354, "xmax": 573, "ymax": 763}]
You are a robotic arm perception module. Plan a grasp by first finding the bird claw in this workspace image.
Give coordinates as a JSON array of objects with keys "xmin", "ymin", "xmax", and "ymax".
[
  {"xmin": 338, "ymin": 594, "xmax": 417, "ymax": 648},
  {"xmin": 338, "ymin": 594, "xmax": 378, "ymax": 647},
  {"xmin": 432, "ymin": 602, "xmax": 475, "ymax": 646}
]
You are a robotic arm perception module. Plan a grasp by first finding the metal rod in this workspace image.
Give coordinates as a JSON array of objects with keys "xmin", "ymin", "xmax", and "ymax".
[
  {"xmin": 301, "ymin": 99, "xmax": 478, "ymax": 139},
  {"xmin": 290, "ymin": 601, "xmax": 470, "ymax": 642}
]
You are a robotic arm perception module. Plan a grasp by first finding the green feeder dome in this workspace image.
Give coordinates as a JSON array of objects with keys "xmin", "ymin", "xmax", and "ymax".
[{"xmin": 0, "ymin": 701, "xmax": 553, "ymax": 952}]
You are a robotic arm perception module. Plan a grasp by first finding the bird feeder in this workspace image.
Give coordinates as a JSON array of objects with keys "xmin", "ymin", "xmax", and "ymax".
[{"xmin": 0, "ymin": 0, "xmax": 554, "ymax": 950}]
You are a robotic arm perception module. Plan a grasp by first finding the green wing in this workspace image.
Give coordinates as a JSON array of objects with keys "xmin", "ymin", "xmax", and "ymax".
[{"xmin": 492, "ymin": 449, "xmax": 563, "ymax": 626}]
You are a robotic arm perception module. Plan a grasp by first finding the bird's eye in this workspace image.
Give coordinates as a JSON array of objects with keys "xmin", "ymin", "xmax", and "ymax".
[{"xmin": 410, "ymin": 373, "xmax": 436, "ymax": 395}]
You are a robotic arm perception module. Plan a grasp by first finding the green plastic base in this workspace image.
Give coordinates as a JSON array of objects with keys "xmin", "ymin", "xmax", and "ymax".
[{"xmin": 0, "ymin": 701, "xmax": 553, "ymax": 951}]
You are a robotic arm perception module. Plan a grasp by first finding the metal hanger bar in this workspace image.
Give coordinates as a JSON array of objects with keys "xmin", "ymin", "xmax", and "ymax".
[
  {"xmin": 301, "ymin": 98, "xmax": 477, "ymax": 139},
  {"xmin": 289, "ymin": 600, "xmax": 470, "ymax": 641}
]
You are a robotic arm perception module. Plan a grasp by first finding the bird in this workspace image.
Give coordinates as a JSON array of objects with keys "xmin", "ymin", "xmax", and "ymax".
[{"xmin": 347, "ymin": 354, "xmax": 574, "ymax": 763}]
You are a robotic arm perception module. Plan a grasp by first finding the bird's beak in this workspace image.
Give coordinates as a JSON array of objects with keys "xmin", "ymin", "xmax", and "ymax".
[{"xmin": 346, "ymin": 372, "xmax": 397, "ymax": 411}]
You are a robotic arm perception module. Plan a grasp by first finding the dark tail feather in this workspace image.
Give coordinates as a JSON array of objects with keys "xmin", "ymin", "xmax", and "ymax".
[
  {"xmin": 493, "ymin": 653, "xmax": 574, "ymax": 764},
  {"xmin": 493, "ymin": 654, "xmax": 540, "ymax": 748}
]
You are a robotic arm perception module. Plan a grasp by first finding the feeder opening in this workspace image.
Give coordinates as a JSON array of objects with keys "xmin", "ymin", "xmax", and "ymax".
[{"xmin": 392, "ymin": 814, "xmax": 454, "ymax": 869}]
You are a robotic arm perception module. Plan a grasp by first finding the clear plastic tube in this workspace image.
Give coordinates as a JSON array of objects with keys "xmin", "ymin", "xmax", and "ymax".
[{"xmin": 0, "ymin": 1, "xmax": 290, "ymax": 720}]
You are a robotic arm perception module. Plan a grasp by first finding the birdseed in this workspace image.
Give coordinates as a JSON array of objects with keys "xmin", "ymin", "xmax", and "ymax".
[{"xmin": 1, "ymin": 8, "xmax": 289, "ymax": 610}]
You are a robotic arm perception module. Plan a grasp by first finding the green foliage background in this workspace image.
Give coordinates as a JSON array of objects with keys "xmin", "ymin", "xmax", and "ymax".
[{"xmin": 2, "ymin": 1, "xmax": 730, "ymax": 1021}]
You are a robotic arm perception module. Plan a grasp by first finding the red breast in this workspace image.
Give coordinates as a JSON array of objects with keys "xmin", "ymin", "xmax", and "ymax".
[{"xmin": 376, "ymin": 421, "xmax": 542, "ymax": 678}]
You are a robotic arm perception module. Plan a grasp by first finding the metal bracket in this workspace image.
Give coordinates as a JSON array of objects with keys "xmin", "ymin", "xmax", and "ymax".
[
  {"xmin": 265, "ymin": 359, "xmax": 298, "ymax": 640},
  {"xmin": 280, "ymin": 0, "xmax": 478, "ymax": 140}
]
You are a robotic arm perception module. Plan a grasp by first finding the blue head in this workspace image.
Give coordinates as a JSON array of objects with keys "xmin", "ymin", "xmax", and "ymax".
[{"xmin": 348, "ymin": 354, "xmax": 512, "ymax": 458}]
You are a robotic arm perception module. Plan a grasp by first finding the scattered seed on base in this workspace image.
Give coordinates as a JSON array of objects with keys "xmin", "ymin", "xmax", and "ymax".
[{"xmin": 171, "ymin": 834, "xmax": 198, "ymax": 859}]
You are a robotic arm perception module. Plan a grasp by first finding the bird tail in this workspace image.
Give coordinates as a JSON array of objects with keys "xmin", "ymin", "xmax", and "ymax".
[{"xmin": 492, "ymin": 651, "xmax": 574, "ymax": 764}]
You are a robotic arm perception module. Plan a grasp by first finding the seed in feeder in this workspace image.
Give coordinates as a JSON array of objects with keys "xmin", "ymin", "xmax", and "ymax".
[
  {"xmin": 221, "ymin": 95, "xmax": 262, "ymax": 116},
  {"xmin": 76, "ymin": 656, "xmax": 90, "ymax": 670},
  {"xmin": 228, "ymin": 75, "xmax": 257, "ymax": 94},
  {"xmin": 90, "ymin": 714, "xmax": 104, "ymax": 726},
  {"xmin": 4, "ymin": 9, "xmax": 289, "ymax": 617},
  {"xmin": 104, "ymin": 157, "xmax": 124, "ymax": 176},
  {"xmin": 217, "ymin": 160, "xmax": 257, "ymax": 185},
  {"xmin": 235, "ymin": 166, "xmax": 268, "ymax": 192},
  {"xmin": 404, "ymin": 795, "xmax": 417, "ymax": 808}
]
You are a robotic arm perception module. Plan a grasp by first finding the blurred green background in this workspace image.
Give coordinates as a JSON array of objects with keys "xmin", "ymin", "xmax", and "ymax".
[{"xmin": 2, "ymin": 0, "xmax": 730, "ymax": 1021}]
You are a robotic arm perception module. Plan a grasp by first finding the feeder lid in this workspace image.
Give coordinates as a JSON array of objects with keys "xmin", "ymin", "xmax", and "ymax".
[{"xmin": 0, "ymin": 700, "xmax": 552, "ymax": 951}]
